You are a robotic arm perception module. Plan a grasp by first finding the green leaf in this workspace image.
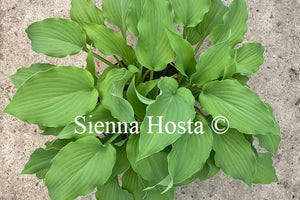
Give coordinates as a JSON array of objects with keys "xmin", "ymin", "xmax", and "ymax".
[
  {"xmin": 45, "ymin": 137, "xmax": 116, "ymax": 200},
  {"xmin": 210, "ymin": 0, "xmax": 248, "ymax": 47},
  {"xmin": 70, "ymin": 0, "xmax": 104, "ymax": 26},
  {"xmin": 21, "ymin": 148, "xmax": 59, "ymax": 177},
  {"xmin": 234, "ymin": 43, "xmax": 265, "ymax": 75},
  {"xmin": 255, "ymin": 104, "xmax": 281, "ymax": 155},
  {"xmin": 191, "ymin": 41, "xmax": 232, "ymax": 85},
  {"xmin": 168, "ymin": 115, "xmax": 213, "ymax": 184},
  {"xmin": 4, "ymin": 66, "xmax": 98, "ymax": 127},
  {"xmin": 122, "ymin": 168, "xmax": 146, "ymax": 200},
  {"xmin": 127, "ymin": 78, "xmax": 147, "ymax": 119},
  {"xmin": 44, "ymin": 139, "xmax": 74, "ymax": 150},
  {"xmin": 83, "ymin": 23, "xmax": 136, "ymax": 65},
  {"xmin": 213, "ymin": 129, "xmax": 256, "ymax": 185},
  {"xmin": 102, "ymin": 0, "xmax": 131, "ymax": 37},
  {"xmin": 41, "ymin": 127, "xmax": 63, "ymax": 136},
  {"xmin": 110, "ymin": 142, "xmax": 130, "ymax": 178},
  {"xmin": 256, "ymin": 134, "xmax": 281, "ymax": 155},
  {"xmin": 126, "ymin": 0, "xmax": 146, "ymax": 36},
  {"xmin": 98, "ymin": 66, "xmax": 138, "ymax": 122},
  {"xmin": 171, "ymin": 0, "xmax": 210, "ymax": 27},
  {"xmin": 185, "ymin": 27, "xmax": 202, "ymax": 46},
  {"xmin": 146, "ymin": 186, "xmax": 175, "ymax": 200},
  {"xmin": 199, "ymin": 151, "xmax": 220, "ymax": 181},
  {"xmin": 127, "ymin": 135, "xmax": 169, "ymax": 182},
  {"xmin": 137, "ymin": 79, "xmax": 159, "ymax": 97},
  {"xmin": 96, "ymin": 178, "xmax": 133, "ymax": 200},
  {"xmin": 36, "ymin": 169, "xmax": 49, "ymax": 179},
  {"xmin": 56, "ymin": 104, "xmax": 115, "ymax": 139},
  {"xmin": 199, "ymin": 79, "xmax": 281, "ymax": 136},
  {"xmin": 253, "ymin": 153, "xmax": 278, "ymax": 184},
  {"xmin": 138, "ymin": 77, "xmax": 195, "ymax": 159},
  {"xmin": 233, "ymin": 74, "xmax": 249, "ymax": 85},
  {"xmin": 136, "ymin": 0, "xmax": 175, "ymax": 71},
  {"xmin": 187, "ymin": 0, "xmax": 229, "ymax": 45},
  {"xmin": 86, "ymin": 47, "xmax": 97, "ymax": 84},
  {"xmin": 166, "ymin": 30, "xmax": 196, "ymax": 77},
  {"xmin": 26, "ymin": 18, "xmax": 86, "ymax": 57},
  {"xmin": 10, "ymin": 63, "xmax": 55, "ymax": 88}
]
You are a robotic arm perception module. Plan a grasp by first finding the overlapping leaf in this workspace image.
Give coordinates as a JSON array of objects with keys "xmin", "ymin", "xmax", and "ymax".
[
  {"xmin": 83, "ymin": 23, "xmax": 135, "ymax": 65},
  {"xmin": 171, "ymin": 0, "xmax": 210, "ymax": 27},
  {"xmin": 253, "ymin": 153, "xmax": 278, "ymax": 184},
  {"xmin": 234, "ymin": 43, "xmax": 265, "ymax": 75},
  {"xmin": 126, "ymin": 0, "xmax": 146, "ymax": 36},
  {"xmin": 136, "ymin": 0, "xmax": 175, "ymax": 71},
  {"xmin": 96, "ymin": 178, "xmax": 133, "ymax": 200},
  {"xmin": 56, "ymin": 104, "xmax": 115, "ymax": 139},
  {"xmin": 198, "ymin": 151, "xmax": 220, "ymax": 181},
  {"xmin": 138, "ymin": 77, "xmax": 195, "ymax": 159},
  {"xmin": 10, "ymin": 63, "xmax": 55, "ymax": 88},
  {"xmin": 21, "ymin": 148, "xmax": 59, "ymax": 179},
  {"xmin": 70, "ymin": 0, "xmax": 104, "ymax": 26},
  {"xmin": 167, "ymin": 30, "xmax": 196, "ymax": 77},
  {"xmin": 122, "ymin": 168, "xmax": 146, "ymax": 200},
  {"xmin": 127, "ymin": 135, "xmax": 169, "ymax": 183},
  {"xmin": 26, "ymin": 18, "xmax": 86, "ymax": 57},
  {"xmin": 98, "ymin": 66, "xmax": 138, "ymax": 122},
  {"xmin": 45, "ymin": 137, "xmax": 116, "ymax": 200},
  {"xmin": 168, "ymin": 115, "xmax": 213, "ymax": 185},
  {"xmin": 213, "ymin": 129, "xmax": 256, "ymax": 185},
  {"xmin": 191, "ymin": 41, "xmax": 232, "ymax": 85},
  {"xmin": 102, "ymin": 0, "xmax": 131, "ymax": 37},
  {"xmin": 110, "ymin": 142, "xmax": 130, "ymax": 178},
  {"xmin": 210, "ymin": 0, "xmax": 248, "ymax": 47},
  {"xmin": 86, "ymin": 47, "xmax": 97, "ymax": 84},
  {"xmin": 4, "ymin": 66, "xmax": 98, "ymax": 127},
  {"xmin": 187, "ymin": 0, "xmax": 229, "ymax": 45},
  {"xmin": 199, "ymin": 79, "xmax": 281, "ymax": 136},
  {"xmin": 127, "ymin": 78, "xmax": 147, "ymax": 119}
]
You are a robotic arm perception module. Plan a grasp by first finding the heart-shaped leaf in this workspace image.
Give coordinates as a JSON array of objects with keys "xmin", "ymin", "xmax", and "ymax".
[
  {"xmin": 138, "ymin": 77, "xmax": 195, "ymax": 159},
  {"xmin": 199, "ymin": 79, "xmax": 280, "ymax": 136},
  {"xmin": 4, "ymin": 66, "xmax": 98, "ymax": 127},
  {"xmin": 26, "ymin": 18, "xmax": 86, "ymax": 57},
  {"xmin": 45, "ymin": 137, "xmax": 116, "ymax": 200}
]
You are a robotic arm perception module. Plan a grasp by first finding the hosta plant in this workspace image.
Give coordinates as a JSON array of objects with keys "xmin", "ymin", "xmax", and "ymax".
[{"xmin": 3, "ymin": 0, "xmax": 281, "ymax": 199}]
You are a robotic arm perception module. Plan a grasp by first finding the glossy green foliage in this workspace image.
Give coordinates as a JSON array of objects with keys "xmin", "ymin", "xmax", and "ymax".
[{"xmin": 4, "ymin": 0, "xmax": 280, "ymax": 199}]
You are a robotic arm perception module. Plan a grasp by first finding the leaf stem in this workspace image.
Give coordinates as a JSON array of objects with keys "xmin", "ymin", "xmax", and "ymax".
[
  {"xmin": 106, "ymin": 134, "xmax": 120, "ymax": 144},
  {"xmin": 137, "ymin": 64, "xmax": 144, "ymax": 83},
  {"xmin": 183, "ymin": 27, "xmax": 187, "ymax": 39},
  {"xmin": 142, "ymin": 69, "xmax": 151, "ymax": 82},
  {"xmin": 83, "ymin": 47, "xmax": 114, "ymax": 67},
  {"xmin": 113, "ymin": 55, "xmax": 125, "ymax": 68},
  {"xmin": 194, "ymin": 37, "xmax": 205, "ymax": 54},
  {"xmin": 149, "ymin": 71, "xmax": 154, "ymax": 81}
]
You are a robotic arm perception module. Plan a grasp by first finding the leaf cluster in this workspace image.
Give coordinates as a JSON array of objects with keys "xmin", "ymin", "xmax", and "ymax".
[{"xmin": 3, "ymin": 0, "xmax": 281, "ymax": 199}]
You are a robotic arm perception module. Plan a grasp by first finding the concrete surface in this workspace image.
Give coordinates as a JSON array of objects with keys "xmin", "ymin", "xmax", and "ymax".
[{"xmin": 0, "ymin": 0, "xmax": 299, "ymax": 199}]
